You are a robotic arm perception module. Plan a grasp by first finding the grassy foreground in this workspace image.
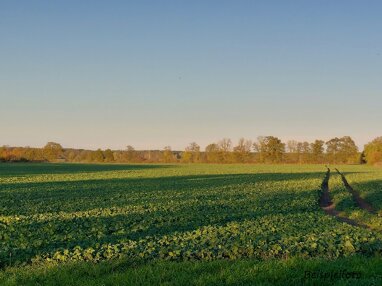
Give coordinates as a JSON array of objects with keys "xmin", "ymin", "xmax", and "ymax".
[
  {"xmin": 1, "ymin": 256, "xmax": 381, "ymax": 286},
  {"xmin": 1, "ymin": 163, "xmax": 382, "ymax": 284}
]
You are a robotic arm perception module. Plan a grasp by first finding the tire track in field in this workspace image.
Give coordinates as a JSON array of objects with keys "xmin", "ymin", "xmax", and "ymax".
[
  {"xmin": 335, "ymin": 168, "xmax": 376, "ymax": 214},
  {"xmin": 319, "ymin": 168, "xmax": 370, "ymax": 229}
]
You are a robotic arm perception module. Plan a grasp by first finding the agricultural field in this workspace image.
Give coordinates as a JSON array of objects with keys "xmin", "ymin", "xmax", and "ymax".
[
  {"xmin": 0, "ymin": 163, "xmax": 381, "ymax": 285},
  {"xmin": 329, "ymin": 166, "xmax": 382, "ymax": 233}
]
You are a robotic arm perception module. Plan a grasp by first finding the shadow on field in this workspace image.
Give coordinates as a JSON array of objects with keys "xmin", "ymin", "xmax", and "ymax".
[
  {"xmin": 0, "ymin": 163, "xmax": 170, "ymax": 176},
  {"xmin": 0, "ymin": 172, "xmax": 356, "ymax": 214},
  {"xmin": 0, "ymin": 171, "xmax": 329, "ymax": 194},
  {"xmin": 0, "ymin": 171, "xmax": 333, "ymax": 266},
  {"xmin": 350, "ymin": 179, "xmax": 382, "ymax": 212},
  {"xmin": 10, "ymin": 186, "xmax": 317, "ymax": 254},
  {"xmin": 3, "ymin": 169, "xmax": 374, "ymax": 268}
]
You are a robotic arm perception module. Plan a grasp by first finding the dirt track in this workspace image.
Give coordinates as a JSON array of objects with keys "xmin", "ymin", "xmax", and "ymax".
[
  {"xmin": 319, "ymin": 168, "xmax": 370, "ymax": 229},
  {"xmin": 335, "ymin": 168, "xmax": 376, "ymax": 214}
]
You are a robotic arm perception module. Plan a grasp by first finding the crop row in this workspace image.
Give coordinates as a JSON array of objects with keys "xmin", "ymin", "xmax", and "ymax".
[{"xmin": 0, "ymin": 164, "xmax": 381, "ymax": 268}]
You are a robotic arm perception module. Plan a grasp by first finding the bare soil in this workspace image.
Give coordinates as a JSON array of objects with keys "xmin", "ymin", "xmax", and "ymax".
[
  {"xmin": 335, "ymin": 168, "xmax": 376, "ymax": 214},
  {"xmin": 319, "ymin": 168, "xmax": 370, "ymax": 229}
]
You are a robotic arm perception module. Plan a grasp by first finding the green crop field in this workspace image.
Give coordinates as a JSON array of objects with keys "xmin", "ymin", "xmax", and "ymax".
[{"xmin": 0, "ymin": 163, "xmax": 381, "ymax": 285}]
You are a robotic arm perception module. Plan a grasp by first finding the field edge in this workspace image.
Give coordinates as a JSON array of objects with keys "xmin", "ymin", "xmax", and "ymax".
[{"xmin": 1, "ymin": 256, "xmax": 382, "ymax": 286}]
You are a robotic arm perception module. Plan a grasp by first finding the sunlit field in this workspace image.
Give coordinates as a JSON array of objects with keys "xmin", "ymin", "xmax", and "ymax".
[{"xmin": 0, "ymin": 163, "xmax": 381, "ymax": 285}]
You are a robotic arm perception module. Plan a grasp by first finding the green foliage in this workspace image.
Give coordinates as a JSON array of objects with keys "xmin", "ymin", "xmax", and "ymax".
[
  {"xmin": 311, "ymin": 140, "xmax": 325, "ymax": 163},
  {"xmin": 103, "ymin": 149, "xmax": 114, "ymax": 162},
  {"xmin": 182, "ymin": 142, "xmax": 201, "ymax": 163},
  {"xmin": 364, "ymin": 137, "xmax": 382, "ymax": 165},
  {"xmin": 205, "ymin": 143, "xmax": 220, "ymax": 163},
  {"xmin": 1, "ymin": 256, "xmax": 382, "ymax": 285},
  {"xmin": 0, "ymin": 135, "xmax": 373, "ymax": 164},
  {"xmin": 162, "ymin": 146, "xmax": 175, "ymax": 163},
  {"xmin": 254, "ymin": 136, "xmax": 285, "ymax": 163},
  {"xmin": 43, "ymin": 142, "xmax": 63, "ymax": 162},
  {"xmin": 0, "ymin": 163, "xmax": 381, "ymax": 271},
  {"xmin": 233, "ymin": 138, "xmax": 253, "ymax": 163},
  {"xmin": 330, "ymin": 165, "xmax": 382, "ymax": 231},
  {"xmin": 326, "ymin": 137, "xmax": 359, "ymax": 164},
  {"xmin": 91, "ymin": 149, "xmax": 104, "ymax": 162}
]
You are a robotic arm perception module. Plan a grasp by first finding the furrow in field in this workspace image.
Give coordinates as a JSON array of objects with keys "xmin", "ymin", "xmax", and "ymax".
[
  {"xmin": 335, "ymin": 168, "xmax": 376, "ymax": 214},
  {"xmin": 319, "ymin": 168, "xmax": 370, "ymax": 229}
]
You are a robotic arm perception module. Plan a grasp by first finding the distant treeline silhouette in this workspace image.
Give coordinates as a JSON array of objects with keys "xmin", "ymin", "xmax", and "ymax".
[{"xmin": 1, "ymin": 136, "xmax": 382, "ymax": 165}]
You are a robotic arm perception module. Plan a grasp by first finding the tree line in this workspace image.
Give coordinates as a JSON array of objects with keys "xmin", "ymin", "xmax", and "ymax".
[{"xmin": 1, "ymin": 136, "xmax": 382, "ymax": 165}]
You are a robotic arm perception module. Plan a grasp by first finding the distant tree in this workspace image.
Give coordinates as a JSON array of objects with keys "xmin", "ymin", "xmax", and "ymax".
[
  {"xmin": 254, "ymin": 136, "xmax": 285, "ymax": 163},
  {"xmin": 188, "ymin": 142, "xmax": 200, "ymax": 154},
  {"xmin": 23, "ymin": 147, "xmax": 44, "ymax": 161},
  {"xmin": 233, "ymin": 138, "xmax": 252, "ymax": 163},
  {"xmin": 364, "ymin": 137, "xmax": 382, "ymax": 165},
  {"xmin": 92, "ymin": 149, "xmax": 105, "ymax": 162},
  {"xmin": 0, "ymin": 135, "xmax": 366, "ymax": 165},
  {"xmin": 103, "ymin": 149, "xmax": 114, "ymax": 162},
  {"xmin": 359, "ymin": 151, "xmax": 367, "ymax": 165},
  {"xmin": 218, "ymin": 138, "xmax": 232, "ymax": 162},
  {"xmin": 126, "ymin": 145, "xmax": 134, "ymax": 151},
  {"xmin": 311, "ymin": 140, "xmax": 325, "ymax": 163},
  {"xmin": 300, "ymin": 142, "xmax": 311, "ymax": 163},
  {"xmin": 182, "ymin": 142, "xmax": 201, "ymax": 163},
  {"xmin": 218, "ymin": 138, "xmax": 232, "ymax": 152},
  {"xmin": 0, "ymin": 146, "xmax": 5, "ymax": 161},
  {"xmin": 287, "ymin": 140, "xmax": 298, "ymax": 153},
  {"xmin": 82, "ymin": 150, "xmax": 92, "ymax": 162},
  {"xmin": 66, "ymin": 150, "xmax": 78, "ymax": 162},
  {"xmin": 326, "ymin": 136, "xmax": 358, "ymax": 164},
  {"xmin": 182, "ymin": 150, "xmax": 192, "ymax": 163},
  {"xmin": 326, "ymin": 137, "xmax": 341, "ymax": 164},
  {"xmin": 1, "ymin": 146, "xmax": 14, "ymax": 161},
  {"xmin": 205, "ymin": 143, "xmax": 220, "ymax": 163},
  {"xmin": 339, "ymin": 136, "xmax": 358, "ymax": 164},
  {"xmin": 43, "ymin": 142, "xmax": 63, "ymax": 162},
  {"xmin": 162, "ymin": 146, "xmax": 174, "ymax": 163},
  {"xmin": 125, "ymin": 145, "xmax": 137, "ymax": 162}
]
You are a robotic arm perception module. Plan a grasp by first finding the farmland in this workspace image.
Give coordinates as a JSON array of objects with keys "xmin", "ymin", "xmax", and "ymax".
[{"xmin": 0, "ymin": 163, "xmax": 381, "ymax": 285}]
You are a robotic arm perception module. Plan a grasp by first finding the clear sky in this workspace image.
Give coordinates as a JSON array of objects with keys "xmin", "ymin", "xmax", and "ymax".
[{"xmin": 1, "ymin": 0, "xmax": 381, "ymax": 150}]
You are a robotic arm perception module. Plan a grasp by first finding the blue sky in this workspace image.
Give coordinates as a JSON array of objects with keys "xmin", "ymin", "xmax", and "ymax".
[{"xmin": 1, "ymin": 1, "xmax": 381, "ymax": 150}]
